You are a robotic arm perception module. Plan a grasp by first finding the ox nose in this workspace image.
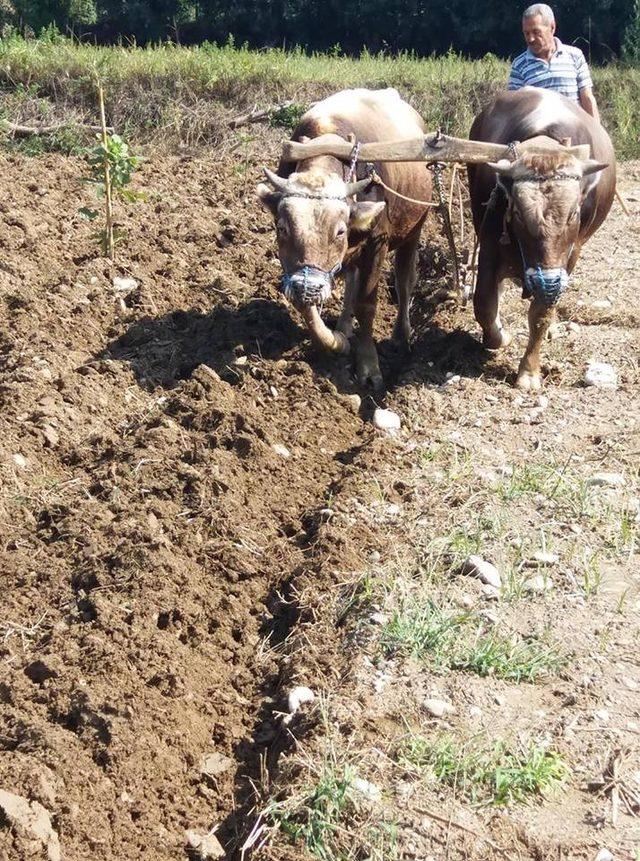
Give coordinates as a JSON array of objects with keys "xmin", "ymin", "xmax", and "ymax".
[
  {"xmin": 524, "ymin": 267, "xmax": 570, "ymax": 307},
  {"xmin": 280, "ymin": 265, "xmax": 336, "ymax": 308}
]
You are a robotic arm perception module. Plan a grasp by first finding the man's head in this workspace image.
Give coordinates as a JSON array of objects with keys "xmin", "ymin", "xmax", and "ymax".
[{"xmin": 522, "ymin": 4, "xmax": 556, "ymax": 58}]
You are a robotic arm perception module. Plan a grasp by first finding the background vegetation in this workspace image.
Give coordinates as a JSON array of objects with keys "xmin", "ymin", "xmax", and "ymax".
[
  {"xmin": 1, "ymin": 0, "xmax": 640, "ymax": 63},
  {"xmin": 1, "ymin": 36, "xmax": 639, "ymax": 157}
]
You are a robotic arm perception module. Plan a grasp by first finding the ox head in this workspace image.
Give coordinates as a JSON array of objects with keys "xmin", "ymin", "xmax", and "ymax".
[
  {"xmin": 257, "ymin": 165, "xmax": 385, "ymax": 353},
  {"xmin": 488, "ymin": 152, "xmax": 607, "ymax": 306}
]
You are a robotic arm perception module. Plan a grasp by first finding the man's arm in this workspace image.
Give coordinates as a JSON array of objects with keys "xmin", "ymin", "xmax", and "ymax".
[
  {"xmin": 578, "ymin": 86, "xmax": 600, "ymax": 124},
  {"xmin": 574, "ymin": 49, "xmax": 600, "ymax": 123}
]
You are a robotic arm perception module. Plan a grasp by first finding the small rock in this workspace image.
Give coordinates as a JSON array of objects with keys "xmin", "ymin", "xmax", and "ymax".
[
  {"xmin": 287, "ymin": 686, "xmax": 315, "ymax": 714},
  {"xmin": 373, "ymin": 408, "xmax": 401, "ymax": 432},
  {"xmin": 351, "ymin": 777, "xmax": 382, "ymax": 802},
  {"xmin": 234, "ymin": 355, "xmax": 248, "ymax": 366},
  {"xmin": 0, "ymin": 790, "xmax": 61, "ymax": 861},
  {"xmin": 42, "ymin": 425, "xmax": 59, "ymax": 448},
  {"xmin": 494, "ymin": 694, "xmax": 506, "ymax": 707},
  {"xmin": 459, "ymin": 555, "xmax": 501, "ymax": 589},
  {"xmin": 567, "ymin": 322, "xmax": 580, "ymax": 333},
  {"xmin": 369, "ymin": 550, "xmax": 381, "ymax": 564},
  {"xmin": 269, "ymin": 385, "xmax": 278, "ymax": 398},
  {"xmin": 201, "ymin": 752, "xmax": 234, "ymax": 780},
  {"xmin": 444, "ymin": 374, "xmax": 461, "ymax": 386},
  {"xmin": 622, "ymin": 677, "xmax": 638, "ymax": 691},
  {"xmin": 386, "ymin": 503, "xmax": 400, "ymax": 517},
  {"xmin": 423, "ymin": 698, "xmax": 455, "ymax": 718},
  {"xmin": 523, "ymin": 574, "xmax": 554, "ymax": 593},
  {"xmin": 12, "ymin": 453, "xmax": 28, "ymax": 469},
  {"xmin": 480, "ymin": 610, "xmax": 499, "ymax": 626},
  {"xmin": 113, "ymin": 276, "xmax": 138, "ymax": 294},
  {"xmin": 586, "ymin": 472, "xmax": 625, "ymax": 488},
  {"xmin": 345, "ymin": 394, "xmax": 362, "ymax": 414},
  {"xmin": 524, "ymin": 551, "xmax": 559, "ymax": 567},
  {"xmin": 584, "ymin": 361, "xmax": 617, "ymax": 390},
  {"xmin": 458, "ymin": 594, "xmax": 474, "ymax": 610},
  {"xmin": 547, "ymin": 322, "xmax": 564, "ymax": 340},
  {"xmin": 370, "ymin": 612, "xmax": 388, "ymax": 626},
  {"xmin": 469, "ymin": 705, "xmax": 482, "ymax": 719},
  {"xmin": 594, "ymin": 850, "xmax": 614, "ymax": 861},
  {"xmin": 590, "ymin": 299, "xmax": 612, "ymax": 311},
  {"xmin": 536, "ymin": 394, "xmax": 550, "ymax": 410},
  {"xmin": 594, "ymin": 709, "xmax": 610, "ymax": 722},
  {"xmin": 482, "ymin": 584, "xmax": 500, "ymax": 601},
  {"xmin": 185, "ymin": 828, "xmax": 225, "ymax": 860},
  {"xmin": 272, "ymin": 443, "xmax": 291, "ymax": 459}
]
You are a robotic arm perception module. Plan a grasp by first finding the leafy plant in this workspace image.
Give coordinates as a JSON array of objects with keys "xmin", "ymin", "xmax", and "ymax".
[{"xmin": 80, "ymin": 84, "xmax": 143, "ymax": 260}]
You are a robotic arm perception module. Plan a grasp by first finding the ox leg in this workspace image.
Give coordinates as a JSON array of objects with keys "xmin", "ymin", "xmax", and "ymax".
[
  {"xmin": 392, "ymin": 227, "xmax": 421, "ymax": 346},
  {"xmin": 336, "ymin": 268, "xmax": 358, "ymax": 340},
  {"xmin": 354, "ymin": 245, "xmax": 387, "ymax": 389},
  {"xmin": 516, "ymin": 297, "xmax": 555, "ymax": 391},
  {"xmin": 474, "ymin": 244, "xmax": 512, "ymax": 350}
]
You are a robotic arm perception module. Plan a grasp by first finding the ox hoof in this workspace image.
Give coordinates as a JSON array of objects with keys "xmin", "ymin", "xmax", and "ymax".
[
  {"xmin": 392, "ymin": 321, "xmax": 412, "ymax": 347},
  {"xmin": 356, "ymin": 356, "xmax": 384, "ymax": 390},
  {"xmin": 516, "ymin": 369, "xmax": 543, "ymax": 392},
  {"xmin": 482, "ymin": 328, "xmax": 512, "ymax": 351}
]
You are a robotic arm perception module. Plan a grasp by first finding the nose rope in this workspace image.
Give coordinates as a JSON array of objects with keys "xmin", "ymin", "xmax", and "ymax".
[{"xmin": 516, "ymin": 241, "xmax": 569, "ymax": 307}]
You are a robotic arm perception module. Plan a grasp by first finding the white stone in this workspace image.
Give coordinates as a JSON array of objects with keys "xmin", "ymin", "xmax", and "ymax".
[
  {"xmin": 373, "ymin": 408, "xmax": 401, "ymax": 431},
  {"xmin": 369, "ymin": 550, "xmax": 381, "ymax": 564},
  {"xmin": 536, "ymin": 395, "xmax": 550, "ymax": 410},
  {"xmin": 201, "ymin": 752, "xmax": 234, "ymax": 779},
  {"xmin": 584, "ymin": 361, "xmax": 617, "ymax": 390},
  {"xmin": 594, "ymin": 709, "xmax": 610, "ymax": 722},
  {"xmin": 586, "ymin": 472, "xmax": 625, "ymax": 488},
  {"xmin": 351, "ymin": 777, "xmax": 382, "ymax": 802},
  {"xmin": 423, "ymin": 698, "xmax": 455, "ymax": 718},
  {"xmin": 112, "ymin": 276, "xmax": 138, "ymax": 294},
  {"xmin": 568, "ymin": 322, "xmax": 580, "ymax": 333},
  {"xmin": 594, "ymin": 850, "xmax": 614, "ymax": 861},
  {"xmin": 345, "ymin": 394, "xmax": 362, "ymax": 413},
  {"xmin": 622, "ymin": 677, "xmax": 638, "ymax": 691},
  {"xmin": 0, "ymin": 790, "xmax": 61, "ymax": 861},
  {"xmin": 524, "ymin": 574, "xmax": 554, "ymax": 593},
  {"xmin": 444, "ymin": 374, "xmax": 461, "ymax": 386},
  {"xmin": 185, "ymin": 828, "xmax": 225, "ymax": 860},
  {"xmin": 370, "ymin": 612, "xmax": 388, "ymax": 626},
  {"xmin": 460, "ymin": 555, "xmax": 501, "ymax": 589},
  {"xmin": 12, "ymin": 453, "xmax": 28, "ymax": 469},
  {"xmin": 269, "ymin": 385, "xmax": 278, "ymax": 398},
  {"xmin": 590, "ymin": 299, "xmax": 612, "ymax": 310},
  {"xmin": 272, "ymin": 443, "xmax": 291, "ymax": 459},
  {"xmin": 469, "ymin": 706, "xmax": 482, "ymax": 719},
  {"xmin": 287, "ymin": 686, "xmax": 315, "ymax": 714}
]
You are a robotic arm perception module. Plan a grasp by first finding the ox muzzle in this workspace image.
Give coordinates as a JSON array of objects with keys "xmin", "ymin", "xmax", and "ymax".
[
  {"xmin": 523, "ymin": 266, "xmax": 570, "ymax": 307},
  {"xmin": 280, "ymin": 262, "xmax": 342, "ymax": 308}
]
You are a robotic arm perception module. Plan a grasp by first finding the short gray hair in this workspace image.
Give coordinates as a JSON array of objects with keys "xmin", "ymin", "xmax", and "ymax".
[{"xmin": 522, "ymin": 4, "xmax": 555, "ymax": 24}]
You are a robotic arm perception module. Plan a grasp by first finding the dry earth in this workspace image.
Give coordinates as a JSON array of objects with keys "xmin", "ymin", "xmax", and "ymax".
[{"xmin": 0, "ymin": 132, "xmax": 638, "ymax": 861}]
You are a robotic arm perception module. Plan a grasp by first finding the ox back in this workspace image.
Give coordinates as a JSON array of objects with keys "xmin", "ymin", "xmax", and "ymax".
[
  {"xmin": 278, "ymin": 88, "xmax": 431, "ymax": 251},
  {"xmin": 468, "ymin": 87, "xmax": 616, "ymax": 247}
]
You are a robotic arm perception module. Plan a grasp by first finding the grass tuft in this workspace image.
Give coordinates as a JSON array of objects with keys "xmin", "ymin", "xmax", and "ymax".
[{"xmin": 398, "ymin": 735, "xmax": 569, "ymax": 805}]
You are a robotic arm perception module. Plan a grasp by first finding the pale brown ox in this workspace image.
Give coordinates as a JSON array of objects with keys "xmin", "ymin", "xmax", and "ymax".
[
  {"xmin": 468, "ymin": 87, "xmax": 616, "ymax": 390},
  {"xmin": 257, "ymin": 88, "xmax": 432, "ymax": 388}
]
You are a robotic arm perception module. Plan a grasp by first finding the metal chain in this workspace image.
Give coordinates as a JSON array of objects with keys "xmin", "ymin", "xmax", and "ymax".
[
  {"xmin": 429, "ymin": 162, "xmax": 461, "ymax": 297},
  {"xmin": 346, "ymin": 141, "xmax": 361, "ymax": 182}
]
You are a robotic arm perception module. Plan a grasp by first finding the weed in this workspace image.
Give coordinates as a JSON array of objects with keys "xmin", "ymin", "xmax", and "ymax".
[
  {"xmin": 380, "ymin": 600, "xmax": 561, "ymax": 681},
  {"xmin": 269, "ymin": 102, "xmax": 306, "ymax": 130},
  {"xmin": 453, "ymin": 632, "xmax": 562, "ymax": 682},
  {"xmin": 398, "ymin": 735, "xmax": 568, "ymax": 805}
]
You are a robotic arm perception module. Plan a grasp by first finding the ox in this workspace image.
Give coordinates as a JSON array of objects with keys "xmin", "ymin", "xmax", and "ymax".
[
  {"xmin": 468, "ymin": 87, "xmax": 615, "ymax": 390},
  {"xmin": 257, "ymin": 88, "xmax": 432, "ymax": 388}
]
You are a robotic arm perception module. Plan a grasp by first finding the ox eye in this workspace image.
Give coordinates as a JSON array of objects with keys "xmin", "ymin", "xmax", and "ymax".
[
  {"xmin": 335, "ymin": 223, "xmax": 347, "ymax": 239},
  {"xmin": 276, "ymin": 222, "xmax": 288, "ymax": 237}
]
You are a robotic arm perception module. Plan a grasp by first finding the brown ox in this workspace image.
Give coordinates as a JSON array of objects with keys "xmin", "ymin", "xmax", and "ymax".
[
  {"xmin": 468, "ymin": 87, "xmax": 615, "ymax": 390},
  {"xmin": 257, "ymin": 88, "xmax": 432, "ymax": 388}
]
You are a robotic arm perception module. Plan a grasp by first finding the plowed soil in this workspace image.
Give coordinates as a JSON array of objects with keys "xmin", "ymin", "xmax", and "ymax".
[{"xmin": 1, "ymin": 138, "xmax": 639, "ymax": 861}]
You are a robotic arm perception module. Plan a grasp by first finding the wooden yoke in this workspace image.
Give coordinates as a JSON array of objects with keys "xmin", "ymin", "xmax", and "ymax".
[{"xmin": 281, "ymin": 132, "xmax": 591, "ymax": 164}]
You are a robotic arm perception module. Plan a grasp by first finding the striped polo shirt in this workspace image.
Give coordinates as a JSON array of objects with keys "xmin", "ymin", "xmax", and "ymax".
[{"xmin": 508, "ymin": 38, "xmax": 593, "ymax": 101}]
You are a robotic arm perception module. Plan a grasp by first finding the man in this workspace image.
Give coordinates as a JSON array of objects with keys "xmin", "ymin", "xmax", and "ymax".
[{"xmin": 508, "ymin": 3, "xmax": 600, "ymax": 122}]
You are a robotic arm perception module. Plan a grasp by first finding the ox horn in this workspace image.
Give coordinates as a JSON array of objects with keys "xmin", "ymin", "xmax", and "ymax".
[
  {"xmin": 302, "ymin": 305, "xmax": 350, "ymax": 355},
  {"xmin": 263, "ymin": 168, "xmax": 292, "ymax": 193},
  {"xmin": 344, "ymin": 177, "xmax": 374, "ymax": 198}
]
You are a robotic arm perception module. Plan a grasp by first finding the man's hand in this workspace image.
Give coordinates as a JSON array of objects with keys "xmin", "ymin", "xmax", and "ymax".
[{"xmin": 579, "ymin": 87, "xmax": 601, "ymax": 124}]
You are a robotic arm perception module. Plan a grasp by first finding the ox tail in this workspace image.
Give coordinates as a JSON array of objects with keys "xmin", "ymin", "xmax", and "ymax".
[{"xmin": 302, "ymin": 305, "xmax": 350, "ymax": 355}]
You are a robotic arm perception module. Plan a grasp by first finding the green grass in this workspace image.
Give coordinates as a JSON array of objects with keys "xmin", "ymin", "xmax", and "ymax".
[
  {"xmin": 398, "ymin": 735, "xmax": 568, "ymax": 805},
  {"xmin": 380, "ymin": 600, "xmax": 562, "ymax": 681},
  {"xmin": 0, "ymin": 34, "xmax": 638, "ymax": 155},
  {"xmin": 267, "ymin": 752, "xmax": 398, "ymax": 861}
]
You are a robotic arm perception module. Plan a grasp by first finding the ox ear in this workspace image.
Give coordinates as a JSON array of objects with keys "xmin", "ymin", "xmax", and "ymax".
[
  {"xmin": 349, "ymin": 201, "xmax": 386, "ymax": 233},
  {"xmin": 257, "ymin": 183, "xmax": 281, "ymax": 217},
  {"xmin": 581, "ymin": 159, "xmax": 608, "ymax": 177},
  {"xmin": 488, "ymin": 159, "xmax": 515, "ymax": 194}
]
